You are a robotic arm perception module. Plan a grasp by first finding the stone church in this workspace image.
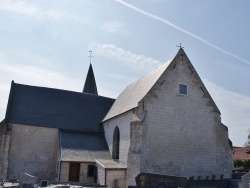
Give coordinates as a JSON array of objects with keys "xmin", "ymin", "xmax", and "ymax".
[{"xmin": 0, "ymin": 48, "xmax": 232, "ymax": 187}]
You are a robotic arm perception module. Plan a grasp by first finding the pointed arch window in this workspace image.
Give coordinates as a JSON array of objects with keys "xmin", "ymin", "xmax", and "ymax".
[{"xmin": 112, "ymin": 126, "xmax": 120, "ymax": 160}]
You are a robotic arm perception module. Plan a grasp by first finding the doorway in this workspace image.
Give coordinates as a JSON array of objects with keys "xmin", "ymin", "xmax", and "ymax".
[{"xmin": 69, "ymin": 162, "xmax": 80, "ymax": 182}]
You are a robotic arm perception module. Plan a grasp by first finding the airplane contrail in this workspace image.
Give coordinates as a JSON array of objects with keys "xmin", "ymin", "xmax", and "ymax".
[{"xmin": 114, "ymin": 0, "xmax": 250, "ymax": 65}]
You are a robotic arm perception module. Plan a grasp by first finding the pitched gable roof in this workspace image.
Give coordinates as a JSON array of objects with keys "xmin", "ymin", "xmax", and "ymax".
[
  {"xmin": 103, "ymin": 58, "xmax": 173, "ymax": 122},
  {"xmin": 103, "ymin": 48, "xmax": 220, "ymax": 121},
  {"xmin": 6, "ymin": 81, "xmax": 114, "ymax": 133}
]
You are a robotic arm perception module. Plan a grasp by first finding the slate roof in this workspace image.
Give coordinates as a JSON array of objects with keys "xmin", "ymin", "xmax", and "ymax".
[
  {"xmin": 5, "ymin": 82, "xmax": 114, "ymax": 133},
  {"xmin": 83, "ymin": 64, "xmax": 98, "ymax": 95},
  {"xmin": 60, "ymin": 131, "xmax": 112, "ymax": 162},
  {"xmin": 103, "ymin": 59, "xmax": 172, "ymax": 121},
  {"xmin": 103, "ymin": 48, "xmax": 220, "ymax": 121}
]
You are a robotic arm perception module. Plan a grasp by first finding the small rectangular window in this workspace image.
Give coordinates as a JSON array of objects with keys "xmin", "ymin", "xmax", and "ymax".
[
  {"xmin": 87, "ymin": 165, "xmax": 95, "ymax": 177},
  {"xmin": 179, "ymin": 84, "xmax": 187, "ymax": 95}
]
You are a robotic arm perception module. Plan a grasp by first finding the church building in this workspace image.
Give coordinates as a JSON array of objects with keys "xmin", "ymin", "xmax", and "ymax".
[{"xmin": 0, "ymin": 48, "xmax": 232, "ymax": 187}]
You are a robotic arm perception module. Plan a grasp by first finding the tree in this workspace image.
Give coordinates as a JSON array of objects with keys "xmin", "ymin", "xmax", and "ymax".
[{"xmin": 244, "ymin": 129, "xmax": 250, "ymax": 147}]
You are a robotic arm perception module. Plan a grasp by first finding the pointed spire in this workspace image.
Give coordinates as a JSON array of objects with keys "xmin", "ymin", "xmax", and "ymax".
[{"xmin": 83, "ymin": 63, "xmax": 98, "ymax": 95}]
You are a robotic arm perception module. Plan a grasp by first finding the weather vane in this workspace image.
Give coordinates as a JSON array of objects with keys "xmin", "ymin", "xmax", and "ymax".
[
  {"xmin": 88, "ymin": 50, "xmax": 93, "ymax": 64},
  {"xmin": 177, "ymin": 42, "xmax": 184, "ymax": 49}
]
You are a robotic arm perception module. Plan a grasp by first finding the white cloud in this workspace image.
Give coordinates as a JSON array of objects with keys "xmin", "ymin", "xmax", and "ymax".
[
  {"xmin": 89, "ymin": 42, "xmax": 162, "ymax": 70},
  {"xmin": 204, "ymin": 80, "xmax": 250, "ymax": 146},
  {"xmin": 101, "ymin": 21, "xmax": 124, "ymax": 33},
  {"xmin": 0, "ymin": 0, "xmax": 89, "ymax": 23}
]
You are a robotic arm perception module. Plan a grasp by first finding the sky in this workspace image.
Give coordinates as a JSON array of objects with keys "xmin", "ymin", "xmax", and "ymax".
[{"xmin": 0, "ymin": 0, "xmax": 249, "ymax": 146}]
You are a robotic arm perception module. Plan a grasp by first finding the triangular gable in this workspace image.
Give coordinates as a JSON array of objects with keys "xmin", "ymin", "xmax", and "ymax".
[
  {"xmin": 103, "ymin": 48, "xmax": 220, "ymax": 122},
  {"xmin": 143, "ymin": 48, "xmax": 220, "ymax": 114}
]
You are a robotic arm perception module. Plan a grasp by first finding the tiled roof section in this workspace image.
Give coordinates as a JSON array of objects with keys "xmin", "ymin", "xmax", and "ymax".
[
  {"xmin": 60, "ymin": 131, "xmax": 112, "ymax": 162},
  {"xmin": 103, "ymin": 60, "xmax": 172, "ymax": 121},
  {"xmin": 233, "ymin": 147, "xmax": 250, "ymax": 160},
  {"xmin": 6, "ymin": 82, "xmax": 114, "ymax": 133},
  {"xmin": 83, "ymin": 64, "xmax": 98, "ymax": 95}
]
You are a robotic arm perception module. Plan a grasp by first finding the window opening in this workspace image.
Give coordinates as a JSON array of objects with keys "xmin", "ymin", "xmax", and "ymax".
[
  {"xmin": 112, "ymin": 126, "xmax": 120, "ymax": 160},
  {"xmin": 87, "ymin": 165, "xmax": 95, "ymax": 177},
  {"xmin": 179, "ymin": 84, "xmax": 187, "ymax": 95}
]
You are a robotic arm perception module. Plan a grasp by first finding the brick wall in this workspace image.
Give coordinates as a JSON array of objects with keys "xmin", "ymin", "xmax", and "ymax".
[{"xmin": 7, "ymin": 124, "xmax": 58, "ymax": 180}]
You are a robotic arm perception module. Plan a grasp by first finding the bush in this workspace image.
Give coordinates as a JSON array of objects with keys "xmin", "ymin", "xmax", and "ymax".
[
  {"xmin": 234, "ymin": 160, "xmax": 244, "ymax": 167},
  {"xmin": 234, "ymin": 159, "xmax": 250, "ymax": 168}
]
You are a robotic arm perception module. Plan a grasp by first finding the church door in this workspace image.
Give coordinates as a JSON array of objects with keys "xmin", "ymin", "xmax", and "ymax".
[{"xmin": 69, "ymin": 162, "xmax": 80, "ymax": 182}]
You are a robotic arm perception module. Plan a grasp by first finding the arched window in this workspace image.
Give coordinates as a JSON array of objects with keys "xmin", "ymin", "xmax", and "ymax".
[{"xmin": 112, "ymin": 126, "xmax": 120, "ymax": 160}]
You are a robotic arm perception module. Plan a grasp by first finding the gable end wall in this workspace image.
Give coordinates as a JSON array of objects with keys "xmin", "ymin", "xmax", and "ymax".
[{"xmin": 139, "ymin": 54, "xmax": 232, "ymax": 179}]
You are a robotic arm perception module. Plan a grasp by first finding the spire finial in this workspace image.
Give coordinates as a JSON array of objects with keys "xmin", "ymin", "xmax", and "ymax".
[
  {"xmin": 177, "ymin": 42, "xmax": 184, "ymax": 49},
  {"xmin": 88, "ymin": 50, "xmax": 93, "ymax": 64}
]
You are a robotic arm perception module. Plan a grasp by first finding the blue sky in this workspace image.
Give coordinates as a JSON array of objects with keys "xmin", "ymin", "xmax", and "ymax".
[{"xmin": 0, "ymin": 0, "xmax": 249, "ymax": 146}]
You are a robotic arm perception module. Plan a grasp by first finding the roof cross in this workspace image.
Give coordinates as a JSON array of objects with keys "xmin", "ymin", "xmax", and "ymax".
[
  {"xmin": 88, "ymin": 50, "xmax": 93, "ymax": 64},
  {"xmin": 177, "ymin": 42, "xmax": 184, "ymax": 49}
]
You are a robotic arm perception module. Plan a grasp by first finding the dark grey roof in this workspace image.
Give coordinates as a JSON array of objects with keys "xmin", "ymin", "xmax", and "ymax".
[
  {"xmin": 6, "ymin": 82, "xmax": 114, "ymax": 133},
  {"xmin": 103, "ymin": 59, "xmax": 172, "ymax": 121},
  {"xmin": 83, "ymin": 64, "xmax": 98, "ymax": 95},
  {"xmin": 60, "ymin": 131, "xmax": 112, "ymax": 162}
]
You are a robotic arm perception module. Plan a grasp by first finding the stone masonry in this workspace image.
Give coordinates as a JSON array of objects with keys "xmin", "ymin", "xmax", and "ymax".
[
  {"xmin": 103, "ymin": 50, "xmax": 232, "ymax": 187},
  {"xmin": 6, "ymin": 124, "xmax": 58, "ymax": 180}
]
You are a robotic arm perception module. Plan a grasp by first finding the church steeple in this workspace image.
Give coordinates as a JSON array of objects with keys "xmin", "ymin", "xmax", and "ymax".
[{"xmin": 83, "ymin": 63, "xmax": 98, "ymax": 95}]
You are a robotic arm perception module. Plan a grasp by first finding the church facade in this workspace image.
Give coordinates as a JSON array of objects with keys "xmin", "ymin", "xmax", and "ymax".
[{"xmin": 0, "ymin": 49, "xmax": 232, "ymax": 187}]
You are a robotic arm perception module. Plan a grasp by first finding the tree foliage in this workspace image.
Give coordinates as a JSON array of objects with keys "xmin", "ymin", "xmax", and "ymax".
[
  {"xmin": 244, "ymin": 129, "xmax": 250, "ymax": 147},
  {"xmin": 234, "ymin": 159, "xmax": 250, "ymax": 168}
]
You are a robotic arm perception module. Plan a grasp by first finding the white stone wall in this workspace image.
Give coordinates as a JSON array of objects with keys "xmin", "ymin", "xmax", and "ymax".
[
  {"xmin": 103, "ymin": 111, "xmax": 132, "ymax": 166},
  {"xmin": 139, "ymin": 55, "xmax": 232, "ymax": 179},
  {"xmin": 106, "ymin": 170, "xmax": 126, "ymax": 188},
  {"xmin": 0, "ymin": 122, "xmax": 11, "ymax": 180},
  {"xmin": 96, "ymin": 164, "xmax": 105, "ymax": 185},
  {"xmin": 7, "ymin": 124, "xmax": 58, "ymax": 180},
  {"xmin": 79, "ymin": 163, "xmax": 95, "ymax": 183},
  {"xmin": 59, "ymin": 162, "xmax": 69, "ymax": 181}
]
